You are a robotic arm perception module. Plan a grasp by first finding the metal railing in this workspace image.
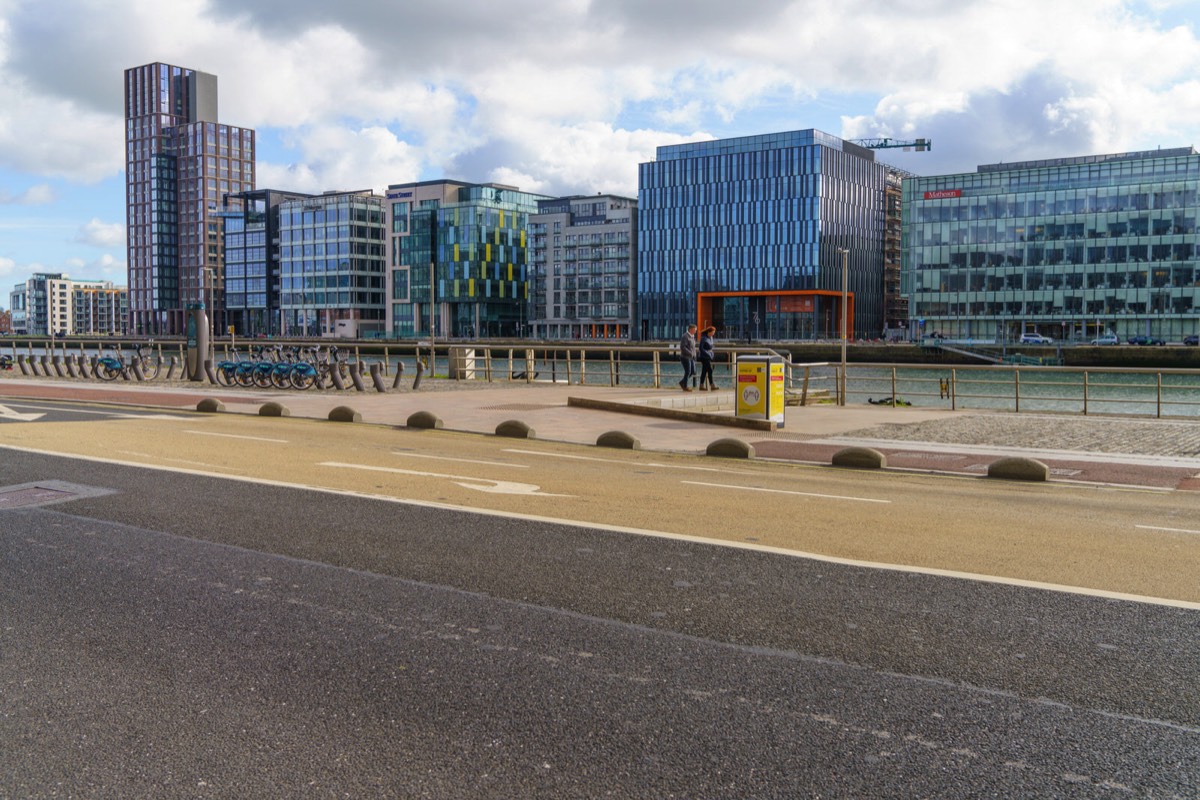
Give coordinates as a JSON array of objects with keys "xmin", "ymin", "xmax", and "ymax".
[{"xmin": 6, "ymin": 338, "xmax": 1200, "ymax": 418}]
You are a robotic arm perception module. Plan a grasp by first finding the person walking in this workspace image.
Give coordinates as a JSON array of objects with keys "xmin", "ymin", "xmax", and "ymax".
[
  {"xmin": 678, "ymin": 324, "xmax": 697, "ymax": 391},
  {"xmin": 697, "ymin": 326, "xmax": 718, "ymax": 390}
]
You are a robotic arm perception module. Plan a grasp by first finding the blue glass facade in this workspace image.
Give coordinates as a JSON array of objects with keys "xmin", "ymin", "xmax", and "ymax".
[
  {"xmin": 637, "ymin": 129, "xmax": 887, "ymax": 340},
  {"xmin": 388, "ymin": 181, "xmax": 550, "ymax": 338},
  {"xmin": 278, "ymin": 191, "xmax": 387, "ymax": 338},
  {"xmin": 904, "ymin": 148, "xmax": 1200, "ymax": 342}
]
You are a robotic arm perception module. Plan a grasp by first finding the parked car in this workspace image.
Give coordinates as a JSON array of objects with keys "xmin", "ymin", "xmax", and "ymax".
[
  {"xmin": 1089, "ymin": 334, "xmax": 1119, "ymax": 345},
  {"xmin": 1019, "ymin": 333, "xmax": 1053, "ymax": 344},
  {"xmin": 1128, "ymin": 335, "xmax": 1166, "ymax": 346},
  {"xmin": 1184, "ymin": 335, "xmax": 1199, "ymax": 346}
]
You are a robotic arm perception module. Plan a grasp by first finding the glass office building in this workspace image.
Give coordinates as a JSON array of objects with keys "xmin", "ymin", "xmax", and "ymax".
[
  {"xmin": 219, "ymin": 189, "xmax": 312, "ymax": 336},
  {"xmin": 277, "ymin": 191, "xmax": 387, "ymax": 338},
  {"xmin": 387, "ymin": 181, "xmax": 551, "ymax": 338},
  {"xmin": 903, "ymin": 148, "xmax": 1200, "ymax": 342},
  {"xmin": 637, "ymin": 129, "xmax": 888, "ymax": 341}
]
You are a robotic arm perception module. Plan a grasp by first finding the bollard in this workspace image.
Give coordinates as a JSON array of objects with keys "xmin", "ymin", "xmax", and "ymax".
[
  {"xmin": 166, "ymin": 356, "xmax": 178, "ymax": 381},
  {"xmin": 369, "ymin": 363, "xmax": 387, "ymax": 393},
  {"xmin": 331, "ymin": 365, "xmax": 346, "ymax": 390},
  {"xmin": 89, "ymin": 355, "xmax": 100, "ymax": 378},
  {"xmin": 204, "ymin": 359, "xmax": 218, "ymax": 385},
  {"xmin": 39, "ymin": 355, "xmax": 50, "ymax": 376},
  {"xmin": 78, "ymin": 354, "xmax": 91, "ymax": 379},
  {"xmin": 413, "ymin": 359, "xmax": 424, "ymax": 391},
  {"xmin": 391, "ymin": 360, "xmax": 405, "ymax": 389},
  {"xmin": 51, "ymin": 355, "xmax": 65, "ymax": 377},
  {"xmin": 17, "ymin": 355, "xmax": 29, "ymax": 376},
  {"xmin": 65, "ymin": 356, "xmax": 78, "ymax": 378},
  {"xmin": 350, "ymin": 362, "xmax": 366, "ymax": 392},
  {"xmin": 132, "ymin": 359, "xmax": 145, "ymax": 381}
]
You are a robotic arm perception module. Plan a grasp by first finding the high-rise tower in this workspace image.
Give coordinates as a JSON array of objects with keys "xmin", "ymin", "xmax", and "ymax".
[{"xmin": 124, "ymin": 62, "xmax": 255, "ymax": 336}]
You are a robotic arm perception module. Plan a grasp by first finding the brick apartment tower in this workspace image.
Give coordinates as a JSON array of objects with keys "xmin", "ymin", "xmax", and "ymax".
[{"xmin": 124, "ymin": 63, "xmax": 255, "ymax": 336}]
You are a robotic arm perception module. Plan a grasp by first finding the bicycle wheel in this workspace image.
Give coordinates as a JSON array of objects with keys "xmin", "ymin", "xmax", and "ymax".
[
  {"xmin": 270, "ymin": 366, "xmax": 292, "ymax": 390},
  {"xmin": 252, "ymin": 365, "xmax": 275, "ymax": 388},
  {"xmin": 235, "ymin": 363, "xmax": 256, "ymax": 387},
  {"xmin": 140, "ymin": 356, "xmax": 160, "ymax": 380},
  {"xmin": 215, "ymin": 363, "xmax": 237, "ymax": 387},
  {"xmin": 95, "ymin": 361, "xmax": 120, "ymax": 381},
  {"xmin": 290, "ymin": 366, "xmax": 316, "ymax": 390}
]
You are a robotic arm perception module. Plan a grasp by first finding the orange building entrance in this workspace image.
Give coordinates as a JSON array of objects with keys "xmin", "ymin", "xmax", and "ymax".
[{"xmin": 696, "ymin": 290, "xmax": 855, "ymax": 341}]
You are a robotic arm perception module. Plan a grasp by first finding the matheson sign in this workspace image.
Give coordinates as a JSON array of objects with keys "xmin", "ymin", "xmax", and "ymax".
[{"xmin": 924, "ymin": 189, "xmax": 962, "ymax": 200}]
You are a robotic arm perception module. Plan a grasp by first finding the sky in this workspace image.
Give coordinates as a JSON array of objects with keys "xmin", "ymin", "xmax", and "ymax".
[{"xmin": 1, "ymin": 0, "xmax": 1199, "ymax": 307}]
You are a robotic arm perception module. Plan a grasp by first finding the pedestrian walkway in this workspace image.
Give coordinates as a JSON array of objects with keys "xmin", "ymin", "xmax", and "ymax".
[{"xmin": 2, "ymin": 373, "xmax": 1199, "ymax": 490}]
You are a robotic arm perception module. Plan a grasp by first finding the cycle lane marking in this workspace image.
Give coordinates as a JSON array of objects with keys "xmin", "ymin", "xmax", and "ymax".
[
  {"xmin": 1, "ymin": 442, "xmax": 1196, "ymax": 609},
  {"xmin": 390, "ymin": 452, "xmax": 529, "ymax": 469},
  {"xmin": 320, "ymin": 461, "xmax": 569, "ymax": 497},
  {"xmin": 1136, "ymin": 524, "xmax": 1200, "ymax": 535},
  {"xmin": 502, "ymin": 447, "xmax": 755, "ymax": 473},
  {"xmin": 185, "ymin": 429, "xmax": 290, "ymax": 443},
  {"xmin": 681, "ymin": 480, "xmax": 891, "ymax": 504}
]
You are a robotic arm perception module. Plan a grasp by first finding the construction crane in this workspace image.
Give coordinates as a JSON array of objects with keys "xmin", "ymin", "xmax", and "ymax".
[{"xmin": 850, "ymin": 137, "xmax": 931, "ymax": 152}]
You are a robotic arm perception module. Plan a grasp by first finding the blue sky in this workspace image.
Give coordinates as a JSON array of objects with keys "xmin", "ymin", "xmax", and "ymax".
[{"xmin": 1, "ymin": 0, "xmax": 1199, "ymax": 308}]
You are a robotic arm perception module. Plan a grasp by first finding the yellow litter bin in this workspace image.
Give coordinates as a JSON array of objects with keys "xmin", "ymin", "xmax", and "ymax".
[{"xmin": 735, "ymin": 355, "xmax": 785, "ymax": 426}]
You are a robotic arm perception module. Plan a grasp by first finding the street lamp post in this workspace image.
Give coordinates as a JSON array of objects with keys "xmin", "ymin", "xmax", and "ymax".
[{"xmin": 838, "ymin": 247, "xmax": 849, "ymax": 406}]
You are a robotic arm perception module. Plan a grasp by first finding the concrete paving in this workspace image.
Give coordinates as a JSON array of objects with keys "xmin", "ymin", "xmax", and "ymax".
[{"xmin": 2, "ymin": 372, "xmax": 1199, "ymax": 489}]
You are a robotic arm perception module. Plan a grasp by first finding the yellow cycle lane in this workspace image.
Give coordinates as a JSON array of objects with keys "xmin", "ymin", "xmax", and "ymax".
[{"xmin": 3, "ymin": 407, "xmax": 1199, "ymax": 606}]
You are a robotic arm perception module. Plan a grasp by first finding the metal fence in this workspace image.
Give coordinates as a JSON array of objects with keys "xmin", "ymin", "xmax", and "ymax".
[{"xmin": 6, "ymin": 338, "xmax": 1200, "ymax": 418}]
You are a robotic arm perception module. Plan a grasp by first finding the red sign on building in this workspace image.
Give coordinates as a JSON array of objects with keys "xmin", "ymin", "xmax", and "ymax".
[{"xmin": 924, "ymin": 189, "xmax": 962, "ymax": 200}]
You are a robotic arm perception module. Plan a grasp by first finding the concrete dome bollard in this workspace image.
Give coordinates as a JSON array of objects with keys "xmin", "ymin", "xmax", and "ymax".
[
  {"xmin": 832, "ymin": 446, "xmax": 887, "ymax": 469},
  {"xmin": 987, "ymin": 457, "xmax": 1049, "ymax": 482},
  {"xmin": 328, "ymin": 405, "xmax": 362, "ymax": 423},
  {"xmin": 495, "ymin": 419, "xmax": 535, "ymax": 439},
  {"xmin": 406, "ymin": 410, "xmax": 443, "ymax": 429},
  {"xmin": 259, "ymin": 401, "xmax": 291, "ymax": 417},
  {"xmin": 706, "ymin": 438, "xmax": 755, "ymax": 459},
  {"xmin": 196, "ymin": 398, "xmax": 226, "ymax": 413},
  {"xmin": 596, "ymin": 430, "xmax": 641, "ymax": 450}
]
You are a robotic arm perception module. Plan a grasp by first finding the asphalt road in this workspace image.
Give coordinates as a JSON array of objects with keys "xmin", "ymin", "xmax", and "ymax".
[{"xmin": 1, "ymin": 406, "xmax": 1198, "ymax": 797}]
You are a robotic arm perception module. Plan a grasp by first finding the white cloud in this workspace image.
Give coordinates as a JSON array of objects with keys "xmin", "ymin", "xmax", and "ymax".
[
  {"xmin": 74, "ymin": 218, "xmax": 125, "ymax": 248},
  {"xmin": 0, "ymin": 183, "xmax": 54, "ymax": 204},
  {"xmin": 0, "ymin": 0, "xmax": 1196, "ymax": 228}
]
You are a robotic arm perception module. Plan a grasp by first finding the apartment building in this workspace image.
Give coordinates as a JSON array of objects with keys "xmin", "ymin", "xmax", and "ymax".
[
  {"xmin": 125, "ymin": 62, "xmax": 255, "ymax": 336},
  {"xmin": 527, "ymin": 195, "xmax": 637, "ymax": 340}
]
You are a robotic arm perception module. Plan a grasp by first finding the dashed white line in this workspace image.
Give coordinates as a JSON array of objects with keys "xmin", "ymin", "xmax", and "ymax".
[
  {"xmin": 503, "ymin": 448, "xmax": 754, "ymax": 473},
  {"xmin": 185, "ymin": 430, "xmax": 289, "ymax": 443},
  {"xmin": 392, "ymin": 452, "xmax": 528, "ymax": 469},
  {"xmin": 1136, "ymin": 524, "xmax": 1200, "ymax": 535},
  {"xmin": 682, "ymin": 480, "xmax": 890, "ymax": 504}
]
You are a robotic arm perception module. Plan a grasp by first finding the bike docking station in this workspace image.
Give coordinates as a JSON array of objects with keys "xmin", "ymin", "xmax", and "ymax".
[
  {"xmin": 735, "ymin": 354, "xmax": 785, "ymax": 428},
  {"xmin": 185, "ymin": 302, "xmax": 210, "ymax": 382}
]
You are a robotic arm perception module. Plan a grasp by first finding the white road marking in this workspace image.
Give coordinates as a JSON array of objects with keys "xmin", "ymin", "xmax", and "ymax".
[
  {"xmin": 0, "ymin": 403, "xmax": 45, "ymax": 422},
  {"xmin": 115, "ymin": 450, "xmax": 244, "ymax": 471},
  {"xmin": 185, "ymin": 430, "xmax": 289, "ymax": 443},
  {"xmin": 503, "ymin": 447, "xmax": 754, "ymax": 473},
  {"xmin": 392, "ymin": 452, "xmax": 528, "ymax": 469},
  {"xmin": 321, "ymin": 461, "xmax": 569, "ymax": 496},
  {"xmin": 682, "ymin": 480, "xmax": 890, "ymax": 504},
  {"xmin": 1136, "ymin": 524, "xmax": 1200, "ymax": 535},
  {"xmin": 1, "ymin": 441, "xmax": 1195, "ymax": 610}
]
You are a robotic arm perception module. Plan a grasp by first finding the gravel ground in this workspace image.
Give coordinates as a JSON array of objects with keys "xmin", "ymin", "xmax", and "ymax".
[{"xmin": 844, "ymin": 413, "xmax": 1200, "ymax": 458}]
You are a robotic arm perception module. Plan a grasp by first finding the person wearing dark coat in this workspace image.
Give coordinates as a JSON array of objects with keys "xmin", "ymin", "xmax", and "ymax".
[{"xmin": 697, "ymin": 326, "xmax": 718, "ymax": 390}]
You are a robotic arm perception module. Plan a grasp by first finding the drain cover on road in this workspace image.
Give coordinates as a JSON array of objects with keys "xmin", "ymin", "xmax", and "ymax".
[{"xmin": 0, "ymin": 480, "xmax": 114, "ymax": 510}]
